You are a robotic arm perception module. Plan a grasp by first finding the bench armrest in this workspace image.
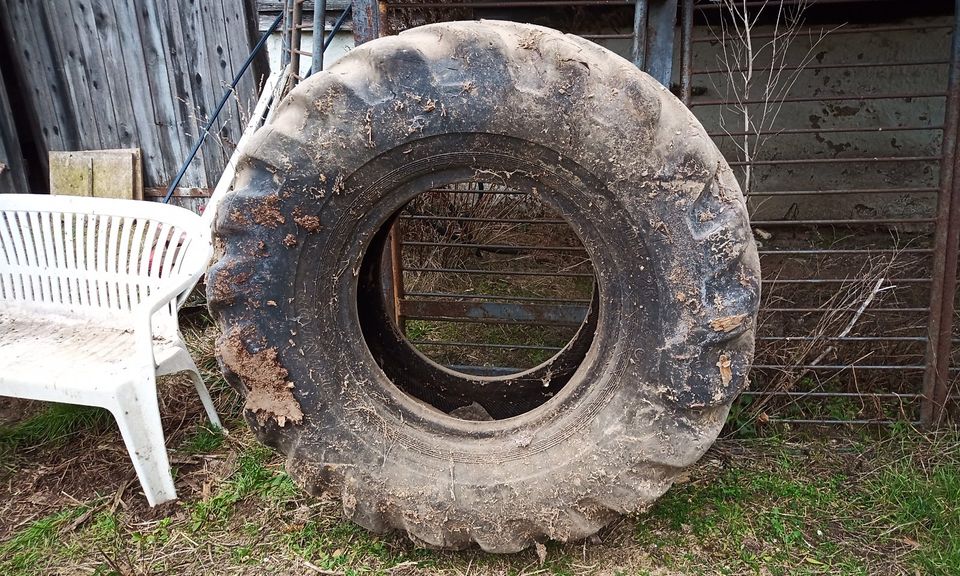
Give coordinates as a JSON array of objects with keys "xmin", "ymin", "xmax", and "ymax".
[{"xmin": 133, "ymin": 266, "xmax": 208, "ymax": 369}]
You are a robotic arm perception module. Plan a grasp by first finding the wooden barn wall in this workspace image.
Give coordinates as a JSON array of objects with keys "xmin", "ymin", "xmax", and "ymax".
[
  {"xmin": 0, "ymin": 0, "xmax": 266, "ymax": 197},
  {"xmin": 0, "ymin": 67, "xmax": 28, "ymax": 194}
]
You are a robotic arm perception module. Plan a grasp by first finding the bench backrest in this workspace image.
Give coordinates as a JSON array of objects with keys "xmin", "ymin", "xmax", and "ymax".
[{"xmin": 0, "ymin": 194, "xmax": 210, "ymax": 329}]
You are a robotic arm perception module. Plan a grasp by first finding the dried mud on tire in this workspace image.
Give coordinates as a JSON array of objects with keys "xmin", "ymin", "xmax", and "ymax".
[{"xmin": 207, "ymin": 20, "xmax": 760, "ymax": 552}]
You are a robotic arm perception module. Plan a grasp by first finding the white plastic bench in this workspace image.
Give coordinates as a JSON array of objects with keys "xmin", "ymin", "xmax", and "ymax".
[{"xmin": 0, "ymin": 193, "xmax": 220, "ymax": 506}]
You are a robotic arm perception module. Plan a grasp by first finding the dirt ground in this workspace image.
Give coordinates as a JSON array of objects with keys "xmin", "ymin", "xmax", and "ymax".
[{"xmin": 1, "ymin": 321, "xmax": 957, "ymax": 576}]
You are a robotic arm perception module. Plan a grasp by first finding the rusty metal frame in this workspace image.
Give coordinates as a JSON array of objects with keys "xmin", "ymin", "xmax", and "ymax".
[
  {"xmin": 681, "ymin": 0, "xmax": 955, "ymax": 427},
  {"xmin": 353, "ymin": 0, "xmax": 387, "ymax": 42},
  {"xmin": 922, "ymin": 0, "xmax": 960, "ymax": 427}
]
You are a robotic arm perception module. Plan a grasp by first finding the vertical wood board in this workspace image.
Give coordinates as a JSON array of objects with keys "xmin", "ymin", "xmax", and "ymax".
[{"xmin": 0, "ymin": 0, "xmax": 262, "ymax": 192}]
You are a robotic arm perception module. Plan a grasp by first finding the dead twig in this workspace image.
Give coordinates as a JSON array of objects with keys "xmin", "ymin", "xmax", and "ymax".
[
  {"xmin": 707, "ymin": 1, "xmax": 840, "ymax": 197},
  {"xmin": 807, "ymin": 277, "xmax": 890, "ymax": 369}
]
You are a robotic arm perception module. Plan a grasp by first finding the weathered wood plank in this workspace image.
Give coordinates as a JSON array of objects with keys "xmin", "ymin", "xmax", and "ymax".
[
  {"xmin": 0, "ymin": 0, "xmax": 262, "ymax": 192},
  {"xmin": 69, "ymin": 0, "xmax": 122, "ymax": 148},
  {"xmin": 135, "ymin": 0, "xmax": 194, "ymax": 189},
  {"xmin": 109, "ymin": 0, "xmax": 167, "ymax": 185},
  {"xmin": 222, "ymin": 0, "xmax": 266, "ymax": 131},
  {"xmin": 207, "ymin": 0, "xmax": 243, "ymax": 158},
  {"xmin": 181, "ymin": 0, "xmax": 227, "ymax": 186},
  {"xmin": 85, "ymin": 0, "xmax": 139, "ymax": 150},
  {"xmin": 42, "ymin": 2, "xmax": 104, "ymax": 150},
  {"xmin": 4, "ymin": 0, "xmax": 75, "ymax": 151},
  {"xmin": 155, "ymin": 0, "xmax": 209, "ymax": 188},
  {"xmin": 0, "ymin": 68, "xmax": 30, "ymax": 194}
]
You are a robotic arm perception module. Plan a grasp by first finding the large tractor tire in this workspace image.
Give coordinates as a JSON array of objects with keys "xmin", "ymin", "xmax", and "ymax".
[{"xmin": 207, "ymin": 20, "xmax": 760, "ymax": 552}]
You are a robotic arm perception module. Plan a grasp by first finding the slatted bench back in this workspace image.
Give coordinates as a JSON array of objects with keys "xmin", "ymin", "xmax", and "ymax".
[{"xmin": 0, "ymin": 194, "xmax": 210, "ymax": 327}]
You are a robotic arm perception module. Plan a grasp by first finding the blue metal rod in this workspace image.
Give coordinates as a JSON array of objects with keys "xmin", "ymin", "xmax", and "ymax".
[
  {"xmin": 163, "ymin": 13, "xmax": 283, "ymax": 204},
  {"xmin": 305, "ymin": 5, "xmax": 352, "ymax": 80},
  {"xmin": 324, "ymin": 6, "xmax": 352, "ymax": 51},
  {"xmin": 312, "ymin": 0, "xmax": 327, "ymax": 75}
]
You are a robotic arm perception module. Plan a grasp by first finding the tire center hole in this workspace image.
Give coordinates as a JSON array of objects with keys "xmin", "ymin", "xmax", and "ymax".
[{"xmin": 358, "ymin": 179, "xmax": 599, "ymax": 421}]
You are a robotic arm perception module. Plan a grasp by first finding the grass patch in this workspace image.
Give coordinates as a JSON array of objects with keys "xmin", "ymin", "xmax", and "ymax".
[
  {"xmin": 856, "ymin": 431, "xmax": 960, "ymax": 575},
  {"xmin": 405, "ymin": 318, "xmax": 572, "ymax": 369},
  {"xmin": 635, "ymin": 463, "xmax": 851, "ymax": 574},
  {"xmin": 0, "ymin": 404, "xmax": 112, "ymax": 453},
  {"xmin": 634, "ymin": 428, "xmax": 960, "ymax": 575},
  {"xmin": 0, "ymin": 505, "xmax": 90, "ymax": 573},
  {"xmin": 179, "ymin": 425, "xmax": 227, "ymax": 455},
  {"xmin": 285, "ymin": 521, "xmax": 399, "ymax": 572},
  {"xmin": 1, "ymin": 376, "xmax": 957, "ymax": 576},
  {"xmin": 189, "ymin": 444, "xmax": 296, "ymax": 531}
]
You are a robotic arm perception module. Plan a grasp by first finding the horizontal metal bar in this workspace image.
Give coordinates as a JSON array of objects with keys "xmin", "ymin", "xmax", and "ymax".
[
  {"xmin": 727, "ymin": 155, "xmax": 940, "ymax": 167},
  {"xmin": 741, "ymin": 391, "xmax": 921, "ymax": 398},
  {"xmin": 444, "ymin": 364, "xmax": 521, "ymax": 376},
  {"xmin": 695, "ymin": 0, "xmax": 902, "ymax": 11},
  {"xmin": 752, "ymin": 364, "xmax": 925, "ymax": 370},
  {"xmin": 400, "ymin": 299, "xmax": 588, "ymax": 325},
  {"xmin": 423, "ymin": 187, "xmax": 940, "ymax": 201},
  {"xmin": 708, "ymin": 125, "xmax": 943, "ymax": 137},
  {"xmin": 406, "ymin": 215, "xmax": 937, "ymax": 227},
  {"xmin": 404, "ymin": 300, "xmax": 924, "ymax": 310},
  {"xmin": 409, "ymin": 340, "xmax": 563, "ymax": 351},
  {"xmin": 402, "ymin": 241, "xmax": 587, "ymax": 253},
  {"xmin": 692, "ymin": 24, "xmax": 953, "ymax": 43},
  {"xmin": 757, "ymin": 248, "xmax": 932, "ymax": 256},
  {"xmin": 762, "ymin": 278, "xmax": 931, "ymax": 284},
  {"xmin": 761, "ymin": 308, "xmax": 929, "ymax": 314},
  {"xmin": 424, "ymin": 188, "xmax": 529, "ymax": 196},
  {"xmin": 693, "ymin": 59, "xmax": 949, "ymax": 76},
  {"xmin": 404, "ymin": 267, "xmax": 594, "ymax": 278},
  {"xmin": 400, "ymin": 215, "xmax": 567, "ymax": 225},
  {"xmin": 388, "ymin": 0, "xmax": 632, "ymax": 7},
  {"xmin": 750, "ymin": 218, "xmax": 935, "ymax": 226},
  {"xmin": 581, "ymin": 33, "xmax": 634, "ymax": 40},
  {"xmin": 756, "ymin": 336, "xmax": 927, "ymax": 342},
  {"xmin": 692, "ymin": 92, "xmax": 946, "ymax": 106},
  {"xmin": 404, "ymin": 291, "xmax": 592, "ymax": 304},
  {"xmin": 749, "ymin": 187, "xmax": 939, "ymax": 197}
]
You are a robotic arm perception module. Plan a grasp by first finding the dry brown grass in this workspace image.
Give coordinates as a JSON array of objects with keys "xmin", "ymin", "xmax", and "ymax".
[{"xmin": 1, "ymin": 309, "xmax": 958, "ymax": 575}]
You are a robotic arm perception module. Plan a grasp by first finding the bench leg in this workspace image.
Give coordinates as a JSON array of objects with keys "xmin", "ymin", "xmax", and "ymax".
[
  {"xmin": 111, "ymin": 383, "xmax": 177, "ymax": 506},
  {"xmin": 184, "ymin": 357, "xmax": 222, "ymax": 430},
  {"xmin": 161, "ymin": 349, "xmax": 222, "ymax": 430}
]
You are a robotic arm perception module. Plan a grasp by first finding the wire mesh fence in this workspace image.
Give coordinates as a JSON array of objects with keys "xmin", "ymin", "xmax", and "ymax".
[{"xmin": 282, "ymin": 0, "xmax": 959, "ymax": 426}]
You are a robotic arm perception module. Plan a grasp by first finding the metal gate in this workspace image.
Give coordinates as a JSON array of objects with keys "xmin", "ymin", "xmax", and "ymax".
[{"xmin": 286, "ymin": 0, "xmax": 960, "ymax": 426}]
